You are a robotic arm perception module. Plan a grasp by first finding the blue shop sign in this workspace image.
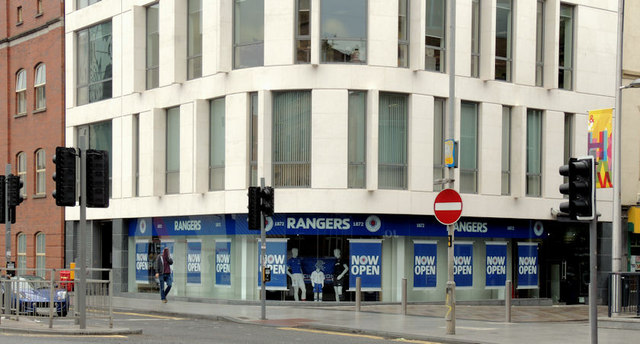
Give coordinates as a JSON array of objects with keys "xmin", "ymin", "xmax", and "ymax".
[{"xmin": 129, "ymin": 214, "xmax": 547, "ymax": 239}]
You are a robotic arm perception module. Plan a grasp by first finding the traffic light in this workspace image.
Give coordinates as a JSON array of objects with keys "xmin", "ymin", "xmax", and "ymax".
[
  {"xmin": 0, "ymin": 176, "xmax": 5, "ymax": 224},
  {"xmin": 559, "ymin": 156, "xmax": 595, "ymax": 220},
  {"xmin": 53, "ymin": 147, "xmax": 77, "ymax": 207},
  {"xmin": 248, "ymin": 187, "xmax": 261, "ymax": 230},
  {"xmin": 86, "ymin": 149, "xmax": 110, "ymax": 208},
  {"xmin": 7, "ymin": 175, "xmax": 23, "ymax": 206},
  {"xmin": 260, "ymin": 186, "xmax": 274, "ymax": 218}
]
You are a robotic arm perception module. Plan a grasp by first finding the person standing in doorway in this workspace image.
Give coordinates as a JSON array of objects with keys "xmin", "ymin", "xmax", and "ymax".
[{"xmin": 155, "ymin": 247, "xmax": 173, "ymax": 303}]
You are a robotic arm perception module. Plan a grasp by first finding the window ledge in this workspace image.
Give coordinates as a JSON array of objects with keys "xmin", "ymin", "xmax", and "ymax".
[
  {"xmin": 35, "ymin": 13, "xmax": 43, "ymax": 18},
  {"xmin": 14, "ymin": 113, "xmax": 27, "ymax": 118},
  {"xmin": 33, "ymin": 108, "xmax": 47, "ymax": 114},
  {"xmin": 32, "ymin": 194, "xmax": 46, "ymax": 199},
  {"xmin": 16, "ymin": 21, "xmax": 23, "ymax": 26}
]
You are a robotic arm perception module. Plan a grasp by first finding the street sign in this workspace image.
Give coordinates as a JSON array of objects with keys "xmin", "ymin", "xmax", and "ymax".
[
  {"xmin": 434, "ymin": 188, "xmax": 463, "ymax": 225},
  {"xmin": 444, "ymin": 139, "xmax": 456, "ymax": 168}
]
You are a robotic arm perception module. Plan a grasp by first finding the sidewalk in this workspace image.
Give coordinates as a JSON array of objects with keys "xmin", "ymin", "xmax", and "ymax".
[{"xmin": 111, "ymin": 295, "xmax": 636, "ymax": 344}]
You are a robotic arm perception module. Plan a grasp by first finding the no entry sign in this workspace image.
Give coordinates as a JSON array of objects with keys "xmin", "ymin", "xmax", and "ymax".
[{"xmin": 434, "ymin": 189, "xmax": 463, "ymax": 225}]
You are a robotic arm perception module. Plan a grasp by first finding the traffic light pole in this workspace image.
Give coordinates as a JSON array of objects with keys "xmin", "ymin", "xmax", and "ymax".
[
  {"xmin": 77, "ymin": 129, "xmax": 88, "ymax": 329},
  {"xmin": 4, "ymin": 164, "xmax": 10, "ymax": 266},
  {"xmin": 260, "ymin": 178, "xmax": 266, "ymax": 320},
  {"xmin": 589, "ymin": 213, "xmax": 598, "ymax": 344}
]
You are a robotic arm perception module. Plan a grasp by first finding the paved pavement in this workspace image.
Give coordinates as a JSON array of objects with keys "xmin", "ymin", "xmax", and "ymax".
[{"xmin": 1, "ymin": 294, "xmax": 639, "ymax": 344}]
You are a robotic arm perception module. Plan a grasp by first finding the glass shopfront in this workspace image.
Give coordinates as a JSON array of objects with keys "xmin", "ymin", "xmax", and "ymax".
[{"xmin": 128, "ymin": 214, "xmax": 548, "ymax": 302}]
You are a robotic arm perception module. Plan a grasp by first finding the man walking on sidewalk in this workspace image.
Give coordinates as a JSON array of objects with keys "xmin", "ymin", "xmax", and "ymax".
[{"xmin": 155, "ymin": 247, "xmax": 173, "ymax": 303}]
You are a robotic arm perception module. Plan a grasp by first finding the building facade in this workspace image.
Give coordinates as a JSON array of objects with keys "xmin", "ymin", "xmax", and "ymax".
[
  {"xmin": 64, "ymin": 0, "xmax": 619, "ymax": 303},
  {"xmin": 0, "ymin": 1, "xmax": 66, "ymax": 275}
]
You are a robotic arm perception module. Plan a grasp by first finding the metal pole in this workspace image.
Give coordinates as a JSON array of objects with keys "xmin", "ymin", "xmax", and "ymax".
[
  {"xmin": 446, "ymin": 225, "xmax": 456, "ymax": 334},
  {"xmin": 402, "ymin": 278, "xmax": 407, "ymax": 315},
  {"xmin": 505, "ymin": 280, "xmax": 512, "ymax": 323},
  {"xmin": 611, "ymin": 0, "xmax": 625, "ymax": 315},
  {"xmin": 590, "ymin": 215, "xmax": 598, "ymax": 344},
  {"xmin": 49, "ymin": 269, "xmax": 55, "ymax": 328},
  {"xmin": 355, "ymin": 277, "xmax": 361, "ymax": 312},
  {"xmin": 78, "ymin": 129, "xmax": 88, "ymax": 329},
  {"xmin": 3, "ymin": 164, "xmax": 10, "ymax": 320},
  {"xmin": 109, "ymin": 269, "xmax": 113, "ymax": 329},
  {"xmin": 260, "ymin": 178, "xmax": 266, "ymax": 321},
  {"xmin": 446, "ymin": 1, "xmax": 457, "ymax": 335}
]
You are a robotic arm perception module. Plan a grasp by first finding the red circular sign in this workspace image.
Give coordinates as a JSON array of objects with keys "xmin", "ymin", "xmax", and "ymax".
[{"xmin": 434, "ymin": 189, "xmax": 463, "ymax": 225}]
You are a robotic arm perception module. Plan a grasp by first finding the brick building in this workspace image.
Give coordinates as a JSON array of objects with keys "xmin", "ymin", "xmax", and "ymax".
[{"xmin": 0, "ymin": 0, "xmax": 65, "ymax": 275}]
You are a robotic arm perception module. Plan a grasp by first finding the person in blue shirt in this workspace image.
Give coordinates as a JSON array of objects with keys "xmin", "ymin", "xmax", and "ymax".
[{"xmin": 287, "ymin": 248, "xmax": 306, "ymax": 301}]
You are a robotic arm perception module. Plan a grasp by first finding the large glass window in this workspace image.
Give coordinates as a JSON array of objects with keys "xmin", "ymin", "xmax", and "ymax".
[
  {"xmin": 398, "ymin": 0, "xmax": 409, "ymax": 68},
  {"xmin": 146, "ymin": 4, "xmax": 159, "ymax": 89},
  {"xmin": 88, "ymin": 121, "xmax": 113, "ymax": 196},
  {"xmin": 166, "ymin": 107, "xmax": 180, "ymax": 194},
  {"xmin": 35, "ymin": 64, "xmax": 46, "ymax": 110},
  {"xmin": 249, "ymin": 93, "xmax": 258, "ymax": 187},
  {"xmin": 460, "ymin": 102, "xmax": 478, "ymax": 194},
  {"xmin": 425, "ymin": 0, "xmax": 446, "ymax": 72},
  {"xmin": 77, "ymin": 0, "xmax": 100, "ymax": 9},
  {"xmin": 501, "ymin": 106, "xmax": 511, "ymax": 195},
  {"xmin": 16, "ymin": 69, "xmax": 26, "ymax": 115},
  {"xmin": 36, "ymin": 233, "xmax": 46, "ymax": 278},
  {"xmin": 234, "ymin": 0, "xmax": 264, "ymax": 69},
  {"xmin": 526, "ymin": 109, "xmax": 542, "ymax": 197},
  {"xmin": 535, "ymin": 0, "xmax": 545, "ymax": 87},
  {"xmin": 348, "ymin": 91, "xmax": 366, "ymax": 188},
  {"xmin": 188, "ymin": 0, "xmax": 203, "ymax": 79},
  {"xmin": 296, "ymin": 0, "xmax": 311, "ymax": 63},
  {"xmin": 17, "ymin": 233, "xmax": 26, "ymax": 275},
  {"xmin": 433, "ymin": 98, "xmax": 446, "ymax": 192},
  {"xmin": 378, "ymin": 93, "xmax": 407, "ymax": 190},
  {"xmin": 77, "ymin": 21, "xmax": 112, "ymax": 105},
  {"xmin": 559, "ymin": 5, "xmax": 573, "ymax": 90},
  {"xmin": 273, "ymin": 91, "xmax": 311, "ymax": 188},
  {"xmin": 209, "ymin": 98, "xmax": 225, "ymax": 191},
  {"xmin": 321, "ymin": 0, "xmax": 367, "ymax": 63},
  {"xmin": 471, "ymin": 0, "xmax": 480, "ymax": 78},
  {"xmin": 17, "ymin": 152, "xmax": 26, "ymax": 198},
  {"xmin": 35, "ymin": 149, "xmax": 46, "ymax": 196},
  {"xmin": 495, "ymin": 0, "xmax": 512, "ymax": 81}
]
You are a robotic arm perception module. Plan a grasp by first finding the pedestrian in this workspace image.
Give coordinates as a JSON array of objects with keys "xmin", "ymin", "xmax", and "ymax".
[{"xmin": 155, "ymin": 247, "xmax": 173, "ymax": 303}]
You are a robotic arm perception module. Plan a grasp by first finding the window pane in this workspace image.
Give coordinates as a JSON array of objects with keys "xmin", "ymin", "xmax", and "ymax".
[
  {"xmin": 378, "ymin": 93, "xmax": 407, "ymax": 190},
  {"xmin": 526, "ymin": 109, "xmax": 542, "ymax": 197},
  {"xmin": 16, "ymin": 70, "xmax": 26, "ymax": 91},
  {"xmin": 234, "ymin": 0, "xmax": 264, "ymax": 69},
  {"xmin": 471, "ymin": 0, "xmax": 480, "ymax": 78},
  {"xmin": 35, "ymin": 64, "xmax": 46, "ymax": 85},
  {"xmin": 77, "ymin": 21, "xmax": 112, "ymax": 105},
  {"xmin": 425, "ymin": 0, "xmax": 446, "ymax": 72},
  {"xmin": 495, "ymin": 0, "xmax": 512, "ymax": 81},
  {"xmin": 272, "ymin": 91, "xmax": 311, "ymax": 188},
  {"xmin": 89, "ymin": 120, "xmax": 113, "ymax": 197},
  {"xmin": 188, "ymin": 0, "xmax": 203, "ymax": 79},
  {"xmin": 433, "ymin": 98, "xmax": 445, "ymax": 191},
  {"xmin": 166, "ymin": 108, "xmax": 180, "ymax": 194},
  {"xmin": 147, "ymin": 4, "xmax": 160, "ymax": 89},
  {"xmin": 321, "ymin": 0, "xmax": 367, "ymax": 63},
  {"xmin": 535, "ymin": 0, "xmax": 544, "ymax": 86},
  {"xmin": 250, "ymin": 93, "xmax": 258, "ymax": 186},
  {"xmin": 348, "ymin": 91, "xmax": 366, "ymax": 188},
  {"xmin": 501, "ymin": 106, "xmax": 511, "ymax": 195},
  {"xmin": 559, "ymin": 5, "xmax": 573, "ymax": 90},
  {"xmin": 398, "ymin": 0, "xmax": 409, "ymax": 67},
  {"xmin": 460, "ymin": 102, "xmax": 478, "ymax": 193},
  {"xmin": 210, "ymin": 98, "xmax": 225, "ymax": 191},
  {"xmin": 36, "ymin": 150, "xmax": 46, "ymax": 195}
]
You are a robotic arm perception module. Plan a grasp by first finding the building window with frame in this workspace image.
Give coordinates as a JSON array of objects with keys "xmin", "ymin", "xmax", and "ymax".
[
  {"xmin": 166, "ymin": 107, "xmax": 180, "ymax": 194},
  {"xmin": 35, "ymin": 64, "xmax": 46, "ymax": 110},
  {"xmin": 495, "ymin": 0, "xmax": 512, "ymax": 81},
  {"xmin": 17, "ymin": 6, "xmax": 23, "ymax": 24},
  {"xmin": 37, "ymin": 0, "xmax": 43, "ymax": 15},
  {"xmin": 433, "ymin": 98, "xmax": 446, "ymax": 192},
  {"xmin": 471, "ymin": 0, "xmax": 480, "ymax": 78},
  {"xmin": 133, "ymin": 114, "xmax": 140, "ymax": 196},
  {"xmin": 146, "ymin": 3, "xmax": 159, "ymax": 89},
  {"xmin": 526, "ymin": 109, "xmax": 543, "ymax": 197},
  {"xmin": 17, "ymin": 152, "xmax": 27, "ymax": 198},
  {"xmin": 77, "ymin": 21, "xmax": 112, "ymax": 105},
  {"xmin": 501, "ymin": 106, "xmax": 511, "ymax": 195},
  {"xmin": 321, "ymin": 0, "xmax": 367, "ymax": 64},
  {"xmin": 563, "ymin": 113, "xmax": 573, "ymax": 186},
  {"xmin": 35, "ymin": 149, "xmax": 46, "ymax": 196},
  {"xmin": 16, "ymin": 69, "xmax": 27, "ymax": 115},
  {"xmin": 398, "ymin": 0, "xmax": 409, "ymax": 68},
  {"xmin": 535, "ymin": 0, "xmax": 545, "ymax": 87},
  {"xmin": 188, "ymin": 0, "xmax": 203, "ymax": 79},
  {"xmin": 460, "ymin": 101, "xmax": 478, "ymax": 194},
  {"xmin": 273, "ymin": 91, "xmax": 311, "ymax": 188},
  {"xmin": 77, "ymin": 0, "xmax": 101, "ymax": 9},
  {"xmin": 86, "ymin": 121, "xmax": 113, "ymax": 198},
  {"xmin": 348, "ymin": 91, "xmax": 366, "ymax": 188},
  {"xmin": 559, "ymin": 4, "xmax": 573, "ymax": 90},
  {"xmin": 36, "ymin": 233, "xmax": 46, "ymax": 278},
  {"xmin": 234, "ymin": 0, "xmax": 264, "ymax": 69},
  {"xmin": 249, "ymin": 93, "xmax": 258, "ymax": 187},
  {"xmin": 296, "ymin": 0, "xmax": 311, "ymax": 63},
  {"xmin": 379, "ymin": 93, "xmax": 408, "ymax": 190},
  {"xmin": 209, "ymin": 98, "xmax": 225, "ymax": 191},
  {"xmin": 425, "ymin": 0, "xmax": 446, "ymax": 72},
  {"xmin": 17, "ymin": 233, "xmax": 26, "ymax": 275}
]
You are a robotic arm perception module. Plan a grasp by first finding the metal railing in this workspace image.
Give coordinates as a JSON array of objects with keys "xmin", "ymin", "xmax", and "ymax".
[
  {"xmin": 608, "ymin": 272, "xmax": 640, "ymax": 317},
  {"xmin": 1, "ymin": 267, "xmax": 112, "ymax": 328}
]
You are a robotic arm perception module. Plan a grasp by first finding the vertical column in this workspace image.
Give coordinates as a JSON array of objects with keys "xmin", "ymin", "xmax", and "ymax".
[
  {"xmin": 179, "ymin": 103, "xmax": 195, "ymax": 194},
  {"xmin": 193, "ymin": 100, "xmax": 210, "ymax": 194},
  {"xmin": 479, "ymin": 0, "xmax": 496, "ymax": 81},
  {"xmin": 366, "ymin": 90, "xmax": 379, "ymax": 191}
]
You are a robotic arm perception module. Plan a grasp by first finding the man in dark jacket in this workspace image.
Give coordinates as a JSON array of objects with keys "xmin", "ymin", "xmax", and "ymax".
[{"xmin": 155, "ymin": 247, "xmax": 173, "ymax": 303}]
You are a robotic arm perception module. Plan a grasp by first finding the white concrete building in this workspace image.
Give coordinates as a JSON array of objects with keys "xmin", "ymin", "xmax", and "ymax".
[{"xmin": 64, "ymin": 0, "xmax": 618, "ymax": 304}]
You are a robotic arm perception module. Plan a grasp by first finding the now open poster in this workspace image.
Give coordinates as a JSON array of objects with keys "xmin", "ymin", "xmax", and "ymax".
[
  {"xmin": 454, "ymin": 242, "xmax": 473, "ymax": 288},
  {"xmin": 413, "ymin": 241, "xmax": 437, "ymax": 289},
  {"xmin": 257, "ymin": 239, "xmax": 288, "ymax": 290},
  {"xmin": 349, "ymin": 239, "xmax": 382, "ymax": 291},
  {"xmin": 485, "ymin": 242, "xmax": 507, "ymax": 288},
  {"xmin": 517, "ymin": 242, "xmax": 539, "ymax": 289},
  {"xmin": 186, "ymin": 241, "xmax": 201, "ymax": 284},
  {"xmin": 215, "ymin": 240, "xmax": 231, "ymax": 286}
]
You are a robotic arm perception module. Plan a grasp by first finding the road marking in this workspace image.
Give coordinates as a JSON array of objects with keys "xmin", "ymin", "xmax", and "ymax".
[
  {"xmin": 278, "ymin": 327, "xmax": 440, "ymax": 343},
  {"xmin": 113, "ymin": 311, "xmax": 184, "ymax": 320},
  {"xmin": 1, "ymin": 333, "xmax": 127, "ymax": 338}
]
